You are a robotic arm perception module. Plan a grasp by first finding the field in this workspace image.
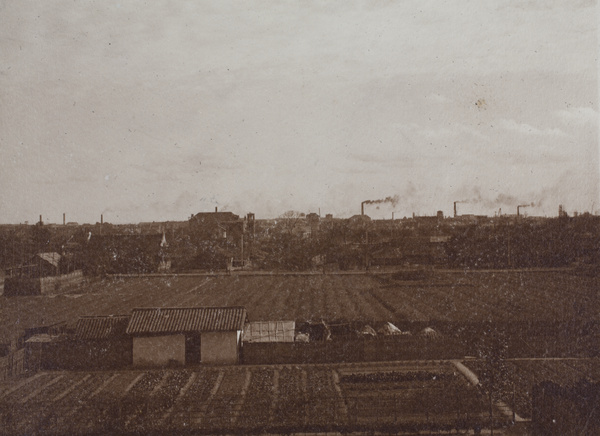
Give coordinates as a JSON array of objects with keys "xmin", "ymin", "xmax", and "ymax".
[
  {"xmin": 0, "ymin": 360, "xmax": 499, "ymax": 435},
  {"xmin": 1, "ymin": 270, "xmax": 599, "ymax": 344}
]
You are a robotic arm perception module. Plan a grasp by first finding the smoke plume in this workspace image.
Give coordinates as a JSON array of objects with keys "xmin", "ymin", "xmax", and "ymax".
[{"xmin": 363, "ymin": 195, "xmax": 400, "ymax": 207}]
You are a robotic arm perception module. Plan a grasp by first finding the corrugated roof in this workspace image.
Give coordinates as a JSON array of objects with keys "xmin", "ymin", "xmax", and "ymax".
[
  {"xmin": 243, "ymin": 321, "xmax": 295, "ymax": 343},
  {"xmin": 76, "ymin": 315, "xmax": 130, "ymax": 340},
  {"xmin": 126, "ymin": 307, "xmax": 247, "ymax": 335}
]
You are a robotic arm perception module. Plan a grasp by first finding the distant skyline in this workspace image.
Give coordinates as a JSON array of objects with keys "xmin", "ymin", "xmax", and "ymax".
[{"xmin": 1, "ymin": 1, "xmax": 598, "ymax": 224}]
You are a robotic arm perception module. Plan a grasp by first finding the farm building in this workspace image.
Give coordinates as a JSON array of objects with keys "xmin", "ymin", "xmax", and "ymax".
[
  {"xmin": 4, "ymin": 252, "xmax": 62, "ymax": 279},
  {"xmin": 243, "ymin": 321, "xmax": 295, "ymax": 343},
  {"xmin": 74, "ymin": 315, "xmax": 132, "ymax": 369},
  {"xmin": 126, "ymin": 306, "xmax": 247, "ymax": 367}
]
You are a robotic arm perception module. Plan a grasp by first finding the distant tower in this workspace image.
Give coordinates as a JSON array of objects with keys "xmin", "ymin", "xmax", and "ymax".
[
  {"xmin": 246, "ymin": 213, "xmax": 256, "ymax": 238},
  {"xmin": 558, "ymin": 204, "xmax": 565, "ymax": 217}
]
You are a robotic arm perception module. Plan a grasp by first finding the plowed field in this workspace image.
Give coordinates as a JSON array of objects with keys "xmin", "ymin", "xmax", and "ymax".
[{"xmin": 1, "ymin": 271, "xmax": 599, "ymax": 342}]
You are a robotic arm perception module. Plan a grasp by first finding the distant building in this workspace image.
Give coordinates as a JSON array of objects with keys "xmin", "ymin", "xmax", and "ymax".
[
  {"xmin": 126, "ymin": 306, "xmax": 247, "ymax": 366},
  {"xmin": 6, "ymin": 252, "xmax": 62, "ymax": 279},
  {"xmin": 306, "ymin": 213, "xmax": 320, "ymax": 237},
  {"xmin": 189, "ymin": 209, "xmax": 242, "ymax": 240}
]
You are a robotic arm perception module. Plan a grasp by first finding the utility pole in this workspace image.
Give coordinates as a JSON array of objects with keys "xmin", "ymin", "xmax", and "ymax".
[
  {"xmin": 364, "ymin": 229, "xmax": 369, "ymax": 271},
  {"xmin": 489, "ymin": 371, "xmax": 494, "ymax": 436},
  {"xmin": 240, "ymin": 231, "xmax": 244, "ymax": 267}
]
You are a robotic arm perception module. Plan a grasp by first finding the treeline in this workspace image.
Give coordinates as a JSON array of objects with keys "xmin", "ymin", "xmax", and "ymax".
[
  {"xmin": 447, "ymin": 218, "xmax": 600, "ymax": 269},
  {"xmin": 0, "ymin": 215, "xmax": 598, "ymax": 274}
]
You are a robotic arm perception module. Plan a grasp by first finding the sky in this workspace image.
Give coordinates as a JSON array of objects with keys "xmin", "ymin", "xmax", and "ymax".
[{"xmin": 0, "ymin": 0, "xmax": 598, "ymax": 223}]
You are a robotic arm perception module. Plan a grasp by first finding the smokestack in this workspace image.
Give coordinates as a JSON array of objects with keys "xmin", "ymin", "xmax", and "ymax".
[
  {"xmin": 454, "ymin": 201, "xmax": 457, "ymax": 218},
  {"xmin": 517, "ymin": 205, "xmax": 529, "ymax": 217},
  {"xmin": 39, "ymin": 215, "xmax": 42, "ymax": 224},
  {"xmin": 215, "ymin": 207, "xmax": 218, "ymax": 213},
  {"xmin": 101, "ymin": 214, "xmax": 103, "ymax": 224},
  {"xmin": 63, "ymin": 213, "xmax": 66, "ymax": 226},
  {"xmin": 361, "ymin": 201, "xmax": 365, "ymax": 216}
]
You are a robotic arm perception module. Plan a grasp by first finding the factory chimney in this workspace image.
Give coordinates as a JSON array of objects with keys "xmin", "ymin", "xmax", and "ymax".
[
  {"xmin": 453, "ymin": 201, "xmax": 458, "ymax": 218},
  {"xmin": 63, "ymin": 213, "xmax": 66, "ymax": 226},
  {"xmin": 39, "ymin": 215, "xmax": 43, "ymax": 225},
  {"xmin": 215, "ymin": 207, "xmax": 218, "ymax": 213},
  {"xmin": 361, "ymin": 201, "xmax": 366, "ymax": 216},
  {"xmin": 101, "ymin": 214, "xmax": 103, "ymax": 224},
  {"xmin": 517, "ymin": 205, "xmax": 529, "ymax": 217}
]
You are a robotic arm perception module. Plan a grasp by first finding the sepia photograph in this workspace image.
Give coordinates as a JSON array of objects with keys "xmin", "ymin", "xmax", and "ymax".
[{"xmin": 0, "ymin": 1, "xmax": 598, "ymax": 434}]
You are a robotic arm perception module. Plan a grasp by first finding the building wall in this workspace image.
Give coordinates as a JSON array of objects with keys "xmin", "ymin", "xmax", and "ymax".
[
  {"xmin": 201, "ymin": 331, "xmax": 240, "ymax": 364},
  {"xmin": 133, "ymin": 334, "xmax": 185, "ymax": 366}
]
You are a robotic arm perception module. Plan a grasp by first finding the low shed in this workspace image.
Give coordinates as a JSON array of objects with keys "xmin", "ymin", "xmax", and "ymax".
[
  {"xmin": 243, "ymin": 321, "xmax": 295, "ymax": 343},
  {"xmin": 75, "ymin": 315, "xmax": 132, "ymax": 369},
  {"xmin": 126, "ymin": 307, "xmax": 247, "ymax": 367}
]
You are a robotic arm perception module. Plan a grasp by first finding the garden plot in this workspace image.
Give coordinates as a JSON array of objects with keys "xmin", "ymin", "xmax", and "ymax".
[
  {"xmin": 0, "ymin": 361, "xmax": 523, "ymax": 435},
  {"xmin": 338, "ymin": 362, "xmax": 495, "ymax": 430}
]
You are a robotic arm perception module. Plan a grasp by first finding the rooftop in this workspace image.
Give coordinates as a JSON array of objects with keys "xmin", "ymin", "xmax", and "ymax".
[
  {"xmin": 75, "ymin": 315, "xmax": 130, "ymax": 340},
  {"xmin": 126, "ymin": 306, "xmax": 248, "ymax": 335}
]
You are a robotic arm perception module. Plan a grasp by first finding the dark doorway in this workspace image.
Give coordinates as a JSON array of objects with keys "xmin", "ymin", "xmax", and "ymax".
[{"xmin": 185, "ymin": 334, "xmax": 201, "ymax": 364}]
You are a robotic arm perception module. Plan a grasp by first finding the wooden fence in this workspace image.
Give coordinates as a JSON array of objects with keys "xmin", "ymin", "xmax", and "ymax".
[{"xmin": 0, "ymin": 348, "xmax": 25, "ymax": 382}]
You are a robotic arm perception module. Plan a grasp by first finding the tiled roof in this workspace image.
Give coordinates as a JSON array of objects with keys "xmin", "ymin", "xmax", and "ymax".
[
  {"xmin": 126, "ymin": 307, "xmax": 247, "ymax": 335},
  {"xmin": 76, "ymin": 315, "xmax": 130, "ymax": 340}
]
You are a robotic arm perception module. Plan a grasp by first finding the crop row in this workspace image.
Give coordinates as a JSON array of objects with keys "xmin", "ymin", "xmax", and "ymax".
[
  {"xmin": 372, "ymin": 271, "xmax": 600, "ymax": 324},
  {"xmin": 0, "ymin": 361, "xmax": 501, "ymax": 434}
]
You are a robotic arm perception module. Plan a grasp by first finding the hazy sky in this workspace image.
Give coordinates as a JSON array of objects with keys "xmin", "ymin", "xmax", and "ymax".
[{"xmin": 1, "ymin": 0, "xmax": 598, "ymax": 223}]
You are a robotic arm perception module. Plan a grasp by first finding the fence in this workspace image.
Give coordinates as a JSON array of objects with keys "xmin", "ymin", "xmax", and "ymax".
[
  {"xmin": 242, "ymin": 336, "xmax": 466, "ymax": 365},
  {"xmin": 0, "ymin": 348, "xmax": 25, "ymax": 382},
  {"xmin": 39, "ymin": 270, "xmax": 84, "ymax": 294}
]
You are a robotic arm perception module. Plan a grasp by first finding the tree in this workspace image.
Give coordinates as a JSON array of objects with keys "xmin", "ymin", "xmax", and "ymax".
[
  {"xmin": 279, "ymin": 210, "xmax": 304, "ymax": 236},
  {"xmin": 476, "ymin": 328, "xmax": 510, "ymax": 430}
]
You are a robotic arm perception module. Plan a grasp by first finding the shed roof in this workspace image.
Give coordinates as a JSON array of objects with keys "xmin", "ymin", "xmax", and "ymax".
[
  {"xmin": 25, "ymin": 334, "xmax": 62, "ymax": 344},
  {"xmin": 35, "ymin": 252, "xmax": 61, "ymax": 267},
  {"xmin": 76, "ymin": 315, "xmax": 130, "ymax": 340},
  {"xmin": 126, "ymin": 307, "xmax": 247, "ymax": 335}
]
